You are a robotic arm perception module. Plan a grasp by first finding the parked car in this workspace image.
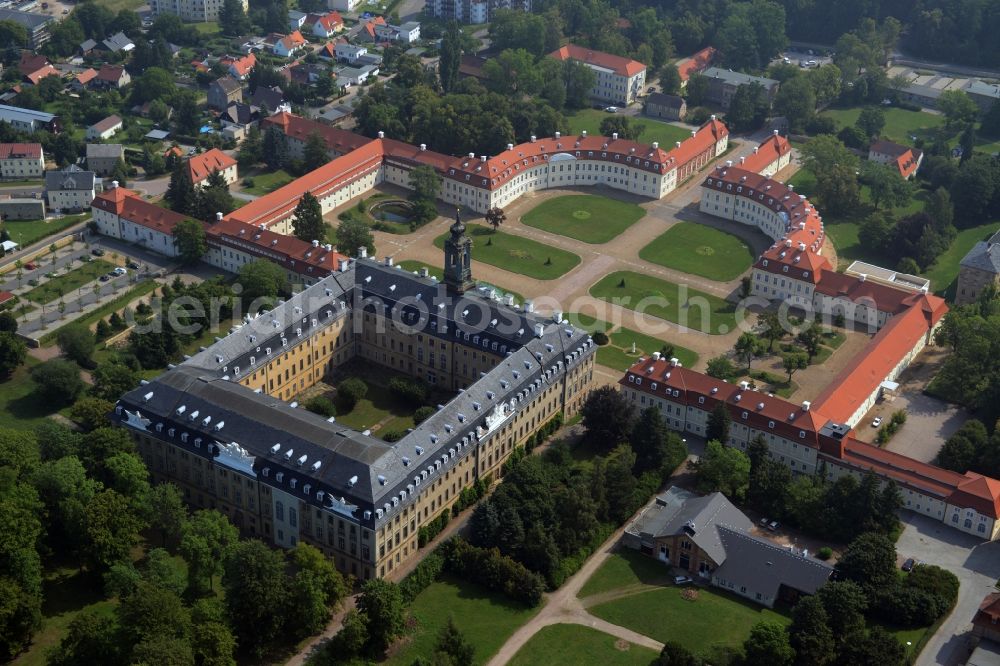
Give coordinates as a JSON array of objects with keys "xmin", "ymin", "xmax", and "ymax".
[
  {"xmin": 674, "ymin": 575, "xmax": 693, "ymax": 585},
  {"xmin": 113, "ymin": 267, "xmax": 127, "ymax": 276},
  {"xmin": 604, "ymin": 106, "xmax": 618, "ymax": 113},
  {"xmin": 872, "ymin": 416, "xmax": 883, "ymax": 428},
  {"xmin": 24, "ymin": 262, "xmax": 36, "ymax": 270},
  {"xmin": 91, "ymin": 248, "xmax": 105, "ymax": 256},
  {"xmin": 647, "ymin": 86, "xmax": 656, "ymax": 93},
  {"xmin": 767, "ymin": 520, "xmax": 780, "ymax": 532},
  {"xmin": 902, "ymin": 557, "xmax": 915, "ymax": 572},
  {"xmin": 127, "ymin": 261, "xmax": 140, "ymax": 270},
  {"xmin": 759, "ymin": 517, "xmax": 769, "ymax": 527},
  {"xmin": 99, "ymin": 274, "xmax": 111, "ymax": 282}
]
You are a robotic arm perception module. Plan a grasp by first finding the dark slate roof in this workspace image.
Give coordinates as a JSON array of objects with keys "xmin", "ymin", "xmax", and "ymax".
[
  {"xmin": 625, "ymin": 486, "xmax": 753, "ymax": 564},
  {"xmin": 960, "ymin": 231, "xmax": 1000, "ymax": 275},
  {"xmin": 0, "ymin": 8, "xmax": 51, "ymax": 29},
  {"xmin": 80, "ymin": 39, "xmax": 98, "ymax": 51},
  {"xmin": 646, "ymin": 92, "xmax": 685, "ymax": 109},
  {"xmin": 45, "ymin": 165, "xmax": 95, "ymax": 191},
  {"xmin": 249, "ymin": 86, "xmax": 285, "ymax": 111},
  {"xmin": 102, "ymin": 31, "xmax": 134, "ymax": 52},
  {"xmin": 713, "ymin": 526, "xmax": 833, "ymax": 597}
]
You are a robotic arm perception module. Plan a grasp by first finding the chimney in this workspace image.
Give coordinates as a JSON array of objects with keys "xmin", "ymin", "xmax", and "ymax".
[
  {"xmin": 377, "ymin": 130, "xmax": 384, "ymax": 138},
  {"xmin": 111, "ymin": 180, "xmax": 119, "ymax": 188},
  {"xmin": 554, "ymin": 131, "xmax": 560, "ymax": 139},
  {"xmin": 385, "ymin": 256, "xmax": 393, "ymax": 266},
  {"xmin": 670, "ymin": 357, "xmax": 679, "ymax": 366},
  {"xmin": 531, "ymin": 134, "xmax": 537, "ymax": 142},
  {"xmin": 740, "ymin": 156, "xmax": 745, "ymax": 164},
  {"xmin": 534, "ymin": 323, "xmax": 545, "ymax": 337},
  {"xmin": 419, "ymin": 267, "xmax": 428, "ymax": 277},
  {"xmin": 359, "ymin": 246, "xmax": 367, "ymax": 258},
  {"xmin": 773, "ymin": 129, "xmax": 779, "ymax": 136},
  {"xmin": 552, "ymin": 309, "xmax": 562, "ymax": 322},
  {"xmin": 324, "ymin": 243, "xmax": 332, "ymax": 251},
  {"xmin": 859, "ymin": 274, "xmax": 867, "ymax": 282},
  {"xmin": 753, "ymin": 146, "xmax": 759, "ymax": 154},
  {"xmin": 507, "ymin": 143, "xmax": 514, "ymax": 150},
  {"xmin": 524, "ymin": 300, "xmax": 534, "ymax": 313},
  {"xmin": 653, "ymin": 351, "xmax": 661, "ymax": 360},
  {"xmin": 311, "ymin": 239, "xmax": 319, "ymax": 247},
  {"xmin": 691, "ymin": 130, "xmax": 697, "ymax": 138},
  {"xmin": 480, "ymin": 155, "xmax": 486, "ymax": 162},
  {"xmin": 675, "ymin": 141, "xmax": 681, "ymax": 148},
  {"xmin": 652, "ymin": 141, "xmax": 658, "ymax": 149},
  {"xmin": 739, "ymin": 380, "xmax": 750, "ymax": 390},
  {"xmin": 338, "ymin": 259, "xmax": 348, "ymax": 271},
  {"xmin": 420, "ymin": 143, "xmax": 426, "ymax": 151},
  {"xmin": 726, "ymin": 160, "xmax": 733, "ymax": 167},
  {"xmin": 581, "ymin": 130, "xmax": 587, "ymax": 137},
  {"xmin": 802, "ymin": 401, "xmax": 811, "ymax": 411},
  {"xmin": 787, "ymin": 183, "xmax": 794, "ymax": 191},
  {"xmin": 216, "ymin": 211, "xmax": 223, "ymax": 221},
  {"xmin": 612, "ymin": 132, "xmax": 618, "ymax": 140},
  {"xmin": 710, "ymin": 114, "xmax": 716, "ymax": 120}
]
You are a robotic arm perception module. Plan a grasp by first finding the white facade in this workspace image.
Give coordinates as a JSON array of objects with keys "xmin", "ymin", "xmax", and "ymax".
[
  {"xmin": 48, "ymin": 186, "xmax": 95, "ymax": 212},
  {"xmin": 586, "ymin": 64, "xmax": 645, "ymax": 106},
  {"xmin": 151, "ymin": 0, "xmax": 245, "ymax": 22},
  {"xmin": 335, "ymin": 43, "xmax": 367, "ymax": 63},
  {"xmin": 86, "ymin": 119, "xmax": 123, "ymax": 141},
  {"xmin": 0, "ymin": 149, "xmax": 44, "ymax": 179},
  {"xmin": 91, "ymin": 204, "xmax": 180, "ymax": 257}
]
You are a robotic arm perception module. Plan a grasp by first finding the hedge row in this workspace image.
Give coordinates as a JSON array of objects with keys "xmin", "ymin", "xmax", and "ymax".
[
  {"xmin": 417, "ymin": 510, "xmax": 450, "ymax": 548},
  {"xmin": 524, "ymin": 412, "xmax": 564, "ymax": 453},
  {"xmin": 442, "ymin": 537, "xmax": 545, "ymax": 607}
]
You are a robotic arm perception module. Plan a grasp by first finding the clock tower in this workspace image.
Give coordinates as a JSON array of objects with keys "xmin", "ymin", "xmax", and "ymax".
[{"xmin": 443, "ymin": 208, "xmax": 474, "ymax": 294}]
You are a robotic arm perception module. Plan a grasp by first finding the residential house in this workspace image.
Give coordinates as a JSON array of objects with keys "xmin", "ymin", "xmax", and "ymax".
[
  {"xmin": 221, "ymin": 53, "xmax": 256, "ymax": 80},
  {"xmin": 868, "ymin": 139, "xmax": 923, "ymax": 180},
  {"xmin": 549, "ymin": 44, "xmax": 646, "ymax": 106},
  {"xmin": 337, "ymin": 64, "xmax": 378, "ymax": 87},
  {"xmin": 23, "ymin": 63, "xmax": 58, "ymax": 86},
  {"xmin": 93, "ymin": 64, "xmax": 131, "ymax": 91},
  {"xmin": 306, "ymin": 11, "xmax": 343, "ymax": 38},
  {"xmin": 677, "ymin": 46, "xmax": 716, "ymax": 87},
  {"xmin": 45, "ymin": 165, "xmax": 97, "ymax": 212},
  {"xmin": 0, "ymin": 9, "xmax": 51, "ymax": 48},
  {"xmin": 318, "ymin": 42, "xmax": 338, "ymax": 60},
  {"xmin": 0, "ymin": 143, "xmax": 44, "ymax": 180},
  {"xmin": 101, "ymin": 31, "xmax": 135, "ymax": 54},
  {"xmin": 428, "ymin": 0, "xmax": 530, "ymax": 24},
  {"xmin": 624, "ymin": 487, "xmax": 833, "ymax": 608},
  {"xmin": 131, "ymin": 101, "xmax": 173, "ymax": 121},
  {"xmin": 357, "ymin": 15, "xmax": 386, "ymax": 42},
  {"xmin": 186, "ymin": 148, "xmax": 238, "ymax": 187},
  {"xmin": 645, "ymin": 92, "xmax": 686, "ymax": 121},
  {"xmin": 288, "ymin": 9, "xmax": 307, "ymax": 31},
  {"xmin": 86, "ymin": 115, "xmax": 124, "ymax": 141},
  {"xmin": 956, "ymin": 230, "xmax": 1000, "ymax": 306},
  {"xmin": 91, "ymin": 183, "xmax": 184, "ymax": 256},
  {"xmin": 973, "ymin": 593, "xmax": 1000, "ymax": 644},
  {"xmin": 269, "ymin": 31, "xmax": 307, "ymax": 58},
  {"xmin": 0, "ymin": 196, "xmax": 44, "ymax": 220},
  {"xmin": 371, "ymin": 20, "xmax": 420, "ymax": 43},
  {"xmin": 0, "ymin": 104, "xmax": 60, "ymax": 133},
  {"xmin": 18, "ymin": 53, "xmax": 57, "ymax": 86},
  {"xmin": 221, "ymin": 102, "xmax": 259, "ymax": 128},
  {"xmin": 70, "ymin": 68, "xmax": 98, "ymax": 92},
  {"xmin": 86, "ymin": 143, "xmax": 125, "ymax": 176},
  {"xmin": 335, "ymin": 43, "xmax": 367, "ymax": 64},
  {"xmin": 327, "ymin": 0, "xmax": 361, "ymax": 12},
  {"xmin": 701, "ymin": 67, "xmax": 780, "ymax": 110},
  {"xmin": 458, "ymin": 54, "xmax": 487, "ymax": 81},
  {"xmin": 79, "ymin": 39, "xmax": 98, "ymax": 56},
  {"xmin": 208, "ymin": 77, "xmax": 243, "ymax": 111},
  {"xmin": 150, "ymin": 0, "xmax": 246, "ymax": 23},
  {"xmin": 249, "ymin": 86, "xmax": 285, "ymax": 113}
]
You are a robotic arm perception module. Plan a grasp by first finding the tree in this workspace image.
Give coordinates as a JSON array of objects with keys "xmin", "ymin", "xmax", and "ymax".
[
  {"xmin": 706, "ymin": 355, "xmax": 736, "ymax": 380},
  {"xmin": 172, "ymin": 91, "xmax": 201, "ymax": 136},
  {"xmin": 165, "ymin": 162, "xmax": 197, "ymax": 216},
  {"xmin": 291, "ymin": 192, "xmax": 325, "ymax": 243},
  {"xmin": 131, "ymin": 67, "xmax": 176, "ymax": 105},
  {"xmin": 600, "ymin": 115, "xmax": 643, "ymax": 141},
  {"xmin": 302, "ymin": 131, "xmax": 329, "ymax": 173},
  {"xmin": 659, "ymin": 65, "xmax": 682, "ymax": 96},
  {"xmin": 144, "ymin": 548, "xmax": 187, "ymax": 597},
  {"xmin": 439, "ymin": 21, "xmax": 462, "ymax": 93},
  {"xmin": 706, "ymin": 402, "xmax": 732, "ymax": 444},
  {"xmin": 630, "ymin": 407, "xmax": 686, "ymax": 474},
  {"xmin": 938, "ymin": 419, "xmax": 989, "ymax": 472},
  {"xmin": 855, "ymin": 107, "xmax": 885, "ymax": 138},
  {"xmin": 952, "ymin": 155, "xmax": 999, "ymax": 226},
  {"xmin": 103, "ymin": 452, "xmax": 150, "ymax": 507},
  {"xmin": 262, "ymin": 126, "xmax": 289, "ymax": 171},
  {"xmin": 84, "ymin": 489, "xmax": 145, "ymax": 571},
  {"xmin": 485, "ymin": 207, "xmax": 506, "ymax": 232},
  {"xmin": 32, "ymin": 359, "xmax": 84, "ymax": 406},
  {"xmin": 800, "ymin": 134, "xmax": 860, "ymax": 215},
  {"xmin": 238, "ymin": 126, "xmax": 264, "ymax": 168},
  {"xmin": 47, "ymin": 610, "xmax": 121, "ymax": 666},
  {"xmin": 726, "ymin": 82, "xmax": 770, "ymax": 132},
  {"xmin": 180, "ymin": 508, "xmax": 239, "ymax": 596},
  {"xmin": 91, "ymin": 359, "xmax": 139, "ymax": 402},
  {"xmin": 797, "ymin": 323, "xmax": 822, "ymax": 360},
  {"xmin": 774, "ymin": 76, "xmax": 816, "ymax": 133},
  {"xmin": 816, "ymin": 580, "xmax": 868, "ymax": 638},
  {"xmin": 193, "ymin": 619, "xmax": 237, "ymax": 666},
  {"xmin": 0, "ymin": 310, "xmax": 16, "ymax": 333},
  {"xmin": 581, "ymin": 385, "xmax": 636, "ymax": 449},
  {"xmin": 694, "ymin": 439, "xmax": 751, "ymax": 500},
  {"xmin": 982, "ymin": 100, "xmax": 1000, "ymax": 138},
  {"xmin": 655, "ymin": 641, "xmax": 701, "ymax": 666},
  {"xmin": 410, "ymin": 164, "xmax": 442, "ymax": 203},
  {"xmin": 336, "ymin": 377, "xmax": 368, "ymax": 411},
  {"xmin": 223, "ymin": 540, "xmax": 289, "ymax": 657},
  {"xmin": 734, "ymin": 331, "xmax": 764, "ymax": 372},
  {"xmin": 0, "ymin": 331, "xmax": 26, "ymax": 376},
  {"xmin": 759, "ymin": 311, "xmax": 785, "ymax": 351},
  {"xmin": 197, "ymin": 170, "xmax": 236, "ymax": 221},
  {"xmin": 357, "ymin": 578, "xmax": 404, "ymax": 653},
  {"xmin": 172, "ymin": 218, "xmax": 207, "ymax": 265},
  {"xmin": 744, "ymin": 621, "xmax": 794, "ymax": 666},
  {"xmin": 433, "ymin": 616, "xmax": 475, "ymax": 666},
  {"xmin": 563, "ymin": 59, "xmax": 597, "ymax": 109},
  {"xmin": 147, "ymin": 483, "xmax": 187, "ymax": 547},
  {"xmin": 861, "ymin": 162, "xmax": 912, "ymax": 211},
  {"xmin": 57, "ymin": 324, "xmax": 96, "ymax": 367},
  {"xmin": 69, "ymin": 396, "xmax": 114, "ymax": 431},
  {"xmin": 788, "ymin": 596, "xmax": 836, "ymax": 666},
  {"xmin": 238, "ymin": 260, "xmax": 288, "ymax": 310},
  {"xmin": 838, "ymin": 626, "xmax": 905, "ymax": 666},
  {"xmin": 836, "ymin": 532, "xmax": 897, "ymax": 595},
  {"xmin": 938, "ymin": 90, "xmax": 980, "ymax": 128},
  {"xmin": 337, "ymin": 216, "xmax": 375, "ymax": 258},
  {"xmin": 117, "ymin": 582, "xmax": 191, "ymax": 650},
  {"xmin": 782, "ymin": 352, "xmax": 808, "ymax": 382},
  {"xmin": 219, "ymin": 0, "xmax": 250, "ymax": 36}
]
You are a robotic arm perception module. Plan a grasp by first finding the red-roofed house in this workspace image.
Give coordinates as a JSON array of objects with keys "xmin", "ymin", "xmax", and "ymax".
[
  {"xmin": 0, "ymin": 143, "xmax": 44, "ymax": 179},
  {"xmin": 18, "ymin": 53, "xmax": 51, "ymax": 82},
  {"xmin": 973, "ymin": 592, "xmax": 1000, "ymax": 642},
  {"xmin": 23, "ymin": 64, "xmax": 59, "ymax": 86},
  {"xmin": 677, "ymin": 46, "xmax": 716, "ymax": 84},
  {"xmin": 549, "ymin": 44, "xmax": 646, "ymax": 105},
  {"xmin": 306, "ymin": 11, "xmax": 344, "ymax": 38},
  {"xmin": 93, "ymin": 64, "xmax": 131, "ymax": 90},
  {"xmin": 358, "ymin": 15, "xmax": 386, "ymax": 42},
  {"xmin": 92, "ymin": 183, "xmax": 188, "ymax": 257},
  {"xmin": 186, "ymin": 148, "xmax": 238, "ymax": 187},
  {"xmin": 70, "ymin": 68, "xmax": 98, "ymax": 92},
  {"xmin": 869, "ymin": 139, "xmax": 923, "ymax": 180},
  {"xmin": 222, "ymin": 53, "xmax": 256, "ymax": 80},
  {"xmin": 271, "ymin": 31, "xmax": 307, "ymax": 58},
  {"xmin": 740, "ymin": 131, "xmax": 792, "ymax": 177}
]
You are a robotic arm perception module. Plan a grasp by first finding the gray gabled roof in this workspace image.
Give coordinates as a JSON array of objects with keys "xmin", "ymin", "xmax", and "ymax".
[
  {"xmin": 0, "ymin": 8, "xmax": 51, "ymax": 30},
  {"xmin": 646, "ymin": 92, "xmax": 684, "ymax": 109},
  {"xmin": 80, "ymin": 39, "xmax": 98, "ymax": 51},
  {"xmin": 86, "ymin": 143, "xmax": 124, "ymax": 158},
  {"xmin": 713, "ymin": 526, "xmax": 833, "ymax": 598},
  {"xmin": 45, "ymin": 165, "xmax": 95, "ymax": 191},
  {"xmin": 103, "ymin": 31, "xmax": 134, "ymax": 52},
  {"xmin": 960, "ymin": 231, "xmax": 1000, "ymax": 274},
  {"xmin": 702, "ymin": 67, "xmax": 778, "ymax": 90}
]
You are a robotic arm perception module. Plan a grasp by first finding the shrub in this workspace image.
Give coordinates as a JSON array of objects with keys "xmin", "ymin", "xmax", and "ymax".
[
  {"xmin": 817, "ymin": 546, "xmax": 833, "ymax": 560},
  {"xmin": 399, "ymin": 548, "xmax": 444, "ymax": 603},
  {"xmin": 336, "ymin": 377, "xmax": 368, "ymax": 411},
  {"xmin": 442, "ymin": 538, "xmax": 545, "ymax": 607},
  {"xmin": 592, "ymin": 330, "xmax": 609, "ymax": 345},
  {"xmin": 418, "ymin": 511, "xmax": 450, "ymax": 548},
  {"xmin": 890, "ymin": 410, "xmax": 908, "ymax": 426},
  {"xmin": 304, "ymin": 396, "xmax": 336, "ymax": 418},
  {"xmin": 381, "ymin": 430, "xmax": 404, "ymax": 442},
  {"xmin": 389, "ymin": 376, "xmax": 428, "ymax": 406},
  {"xmin": 413, "ymin": 405, "xmax": 435, "ymax": 425},
  {"xmin": 452, "ymin": 475, "xmax": 490, "ymax": 516}
]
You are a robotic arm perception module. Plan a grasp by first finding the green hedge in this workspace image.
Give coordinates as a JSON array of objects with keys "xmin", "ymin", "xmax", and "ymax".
[{"xmin": 418, "ymin": 510, "xmax": 450, "ymax": 548}]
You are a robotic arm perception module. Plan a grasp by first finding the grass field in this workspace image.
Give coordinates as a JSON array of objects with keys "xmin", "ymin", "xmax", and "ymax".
[
  {"xmin": 578, "ymin": 549, "xmax": 673, "ymax": 599},
  {"xmin": 386, "ymin": 575, "xmax": 539, "ymax": 666},
  {"xmin": 41, "ymin": 280, "xmax": 158, "ymax": 346},
  {"xmin": 565, "ymin": 109, "xmax": 693, "ymax": 148},
  {"xmin": 0, "ymin": 357, "xmax": 62, "ymax": 430},
  {"xmin": 588, "ymin": 585, "xmax": 790, "ymax": 652},
  {"xmin": 820, "ymin": 106, "xmax": 1000, "ymax": 155},
  {"xmin": 639, "ymin": 222, "xmax": 754, "ymax": 281},
  {"xmin": 328, "ymin": 377, "xmax": 423, "ymax": 435},
  {"xmin": 590, "ymin": 271, "xmax": 737, "ymax": 335},
  {"xmin": 396, "ymin": 260, "xmax": 525, "ymax": 304},
  {"xmin": 508, "ymin": 624, "xmax": 659, "ymax": 666},
  {"xmin": 566, "ymin": 312, "xmax": 611, "ymax": 333},
  {"xmin": 596, "ymin": 326, "xmax": 699, "ymax": 371},
  {"xmin": 521, "ymin": 195, "xmax": 645, "ymax": 244},
  {"xmin": 433, "ymin": 225, "xmax": 581, "ymax": 280},
  {"xmin": 923, "ymin": 221, "xmax": 1000, "ymax": 297},
  {"xmin": 4, "ymin": 214, "xmax": 87, "ymax": 249},
  {"xmin": 23, "ymin": 260, "xmax": 114, "ymax": 305},
  {"xmin": 242, "ymin": 169, "xmax": 295, "ymax": 195}
]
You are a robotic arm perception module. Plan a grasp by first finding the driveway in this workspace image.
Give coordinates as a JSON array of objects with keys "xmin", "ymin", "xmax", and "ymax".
[
  {"xmin": 898, "ymin": 512, "xmax": 1000, "ymax": 666},
  {"xmin": 858, "ymin": 391, "xmax": 969, "ymax": 463}
]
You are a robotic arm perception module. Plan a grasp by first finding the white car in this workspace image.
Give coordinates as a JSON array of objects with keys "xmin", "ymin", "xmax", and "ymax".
[
  {"xmin": 604, "ymin": 106, "xmax": 618, "ymax": 113},
  {"xmin": 872, "ymin": 416, "xmax": 883, "ymax": 428},
  {"xmin": 113, "ymin": 267, "xmax": 127, "ymax": 276}
]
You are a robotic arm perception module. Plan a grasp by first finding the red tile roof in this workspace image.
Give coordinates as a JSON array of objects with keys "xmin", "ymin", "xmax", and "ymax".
[
  {"xmin": 18, "ymin": 53, "xmax": 49, "ymax": 76},
  {"xmin": 741, "ymin": 133, "xmax": 791, "ymax": 174},
  {"xmin": 549, "ymin": 44, "xmax": 645, "ymax": 78},
  {"xmin": 974, "ymin": 592, "xmax": 1000, "ymax": 628},
  {"xmin": 25, "ymin": 64, "xmax": 58, "ymax": 85},
  {"xmin": 96, "ymin": 64, "xmax": 126, "ymax": 84},
  {"xmin": 949, "ymin": 473, "xmax": 1000, "ymax": 519},
  {"xmin": 75, "ymin": 68, "xmax": 98, "ymax": 85},
  {"xmin": 92, "ymin": 187, "xmax": 187, "ymax": 234},
  {"xmin": 0, "ymin": 143, "xmax": 42, "ymax": 160},
  {"xmin": 279, "ymin": 30, "xmax": 307, "ymax": 51},
  {"xmin": 206, "ymin": 218, "xmax": 348, "ymax": 277},
  {"xmin": 186, "ymin": 148, "xmax": 237, "ymax": 184},
  {"xmin": 311, "ymin": 11, "xmax": 343, "ymax": 31},
  {"xmin": 813, "ymin": 271, "xmax": 940, "ymax": 315},
  {"xmin": 678, "ymin": 47, "xmax": 716, "ymax": 82},
  {"xmin": 839, "ymin": 437, "xmax": 968, "ymax": 500},
  {"xmin": 261, "ymin": 112, "xmax": 372, "ymax": 155},
  {"xmin": 222, "ymin": 53, "xmax": 256, "ymax": 77}
]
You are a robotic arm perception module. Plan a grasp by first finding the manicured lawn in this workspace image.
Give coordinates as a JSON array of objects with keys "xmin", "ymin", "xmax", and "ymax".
[
  {"xmin": 588, "ymin": 585, "xmax": 790, "ymax": 652},
  {"xmin": 566, "ymin": 312, "xmax": 610, "ymax": 333},
  {"xmin": 578, "ymin": 549, "xmax": 673, "ymax": 599},
  {"xmin": 41, "ymin": 280, "xmax": 158, "ymax": 346},
  {"xmin": 521, "ymin": 195, "xmax": 645, "ymax": 244},
  {"xmin": 509, "ymin": 624, "xmax": 659, "ymax": 666},
  {"xmin": 433, "ymin": 224, "xmax": 581, "ymax": 280},
  {"xmin": 22, "ymin": 260, "xmax": 114, "ymax": 305},
  {"xmin": 396, "ymin": 260, "xmax": 525, "ymax": 304},
  {"xmin": 0, "ymin": 357, "xmax": 62, "ymax": 430},
  {"xmin": 386, "ymin": 575, "xmax": 539, "ymax": 666},
  {"xmin": 565, "ymin": 109, "xmax": 693, "ymax": 147},
  {"xmin": 596, "ymin": 326, "xmax": 699, "ymax": 371},
  {"xmin": 923, "ymin": 220, "xmax": 1000, "ymax": 297},
  {"xmin": 639, "ymin": 222, "xmax": 754, "ymax": 281},
  {"xmin": 330, "ymin": 379, "xmax": 420, "ymax": 435},
  {"xmin": 819, "ymin": 105, "xmax": 1000, "ymax": 155},
  {"xmin": 590, "ymin": 271, "xmax": 737, "ymax": 335},
  {"xmin": 243, "ymin": 169, "xmax": 295, "ymax": 195},
  {"xmin": 3, "ymin": 214, "xmax": 88, "ymax": 248}
]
